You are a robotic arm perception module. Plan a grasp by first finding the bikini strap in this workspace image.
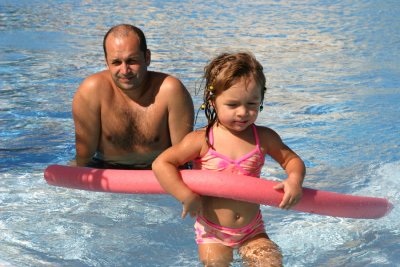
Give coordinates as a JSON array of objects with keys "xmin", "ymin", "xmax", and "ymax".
[
  {"xmin": 251, "ymin": 124, "xmax": 260, "ymax": 146},
  {"xmin": 208, "ymin": 126, "xmax": 214, "ymax": 145}
]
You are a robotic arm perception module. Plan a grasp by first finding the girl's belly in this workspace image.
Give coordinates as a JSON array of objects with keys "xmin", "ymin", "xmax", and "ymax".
[{"xmin": 201, "ymin": 196, "xmax": 260, "ymax": 228}]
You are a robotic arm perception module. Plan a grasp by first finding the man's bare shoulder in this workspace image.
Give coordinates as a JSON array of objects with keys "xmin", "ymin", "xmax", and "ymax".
[
  {"xmin": 150, "ymin": 71, "xmax": 186, "ymax": 93},
  {"xmin": 78, "ymin": 70, "xmax": 111, "ymax": 93},
  {"xmin": 152, "ymin": 72, "xmax": 192, "ymax": 107},
  {"xmin": 73, "ymin": 70, "xmax": 113, "ymax": 109}
]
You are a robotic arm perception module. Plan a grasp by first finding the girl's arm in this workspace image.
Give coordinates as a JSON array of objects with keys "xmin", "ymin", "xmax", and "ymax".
[
  {"xmin": 152, "ymin": 130, "xmax": 206, "ymax": 218},
  {"xmin": 259, "ymin": 126, "xmax": 306, "ymax": 210}
]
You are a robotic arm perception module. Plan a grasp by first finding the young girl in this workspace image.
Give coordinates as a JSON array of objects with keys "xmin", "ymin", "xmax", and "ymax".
[{"xmin": 152, "ymin": 52, "xmax": 305, "ymax": 266}]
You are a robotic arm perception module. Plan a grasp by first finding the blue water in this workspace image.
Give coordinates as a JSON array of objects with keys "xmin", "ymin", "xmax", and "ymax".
[{"xmin": 1, "ymin": 0, "xmax": 399, "ymax": 266}]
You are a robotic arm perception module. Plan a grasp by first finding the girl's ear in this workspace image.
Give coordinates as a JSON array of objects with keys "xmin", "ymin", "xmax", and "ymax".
[{"xmin": 209, "ymin": 98, "xmax": 216, "ymax": 109}]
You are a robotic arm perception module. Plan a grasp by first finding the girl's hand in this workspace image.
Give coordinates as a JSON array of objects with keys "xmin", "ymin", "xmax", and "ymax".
[
  {"xmin": 273, "ymin": 179, "xmax": 303, "ymax": 210},
  {"xmin": 181, "ymin": 193, "xmax": 202, "ymax": 219}
]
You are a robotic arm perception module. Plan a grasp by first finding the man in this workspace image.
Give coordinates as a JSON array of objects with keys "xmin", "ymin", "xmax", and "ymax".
[{"xmin": 72, "ymin": 24, "xmax": 194, "ymax": 168}]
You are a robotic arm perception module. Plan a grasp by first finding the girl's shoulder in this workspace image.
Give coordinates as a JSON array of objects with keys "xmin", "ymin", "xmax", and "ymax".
[
  {"xmin": 254, "ymin": 124, "xmax": 280, "ymax": 138},
  {"xmin": 181, "ymin": 128, "xmax": 209, "ymax": 156},
  {"xmin": 180, "ymin": 128, "xmax": 207, "ymax": 146},
  {"xmin": 186, "ymin": 128, "xmax": 206, "ymax": 138},
  {"xmin": 254, "ymin": 124, "xmax": 284, "ymax": 149}
]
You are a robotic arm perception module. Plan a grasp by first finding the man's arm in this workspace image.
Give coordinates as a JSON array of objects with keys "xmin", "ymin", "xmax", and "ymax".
[
  {"xmin": 166, "ymin": 77, "xmax": 194, "ymax": 145},
  {"xmin": 72, "ymin": 76, "xmax": 102, "ymax": 166}
]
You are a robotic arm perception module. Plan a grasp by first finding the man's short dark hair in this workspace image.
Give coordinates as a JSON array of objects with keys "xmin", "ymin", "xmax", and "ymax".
[{"xmin": 103, "ymin": 24, "xmax": 147, "ymax": 58}]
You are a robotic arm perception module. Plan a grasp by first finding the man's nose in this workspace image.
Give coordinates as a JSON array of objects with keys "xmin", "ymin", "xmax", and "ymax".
[{"xmin": 120, "ymin": 62, "xmax": 129, "ymax": 74}]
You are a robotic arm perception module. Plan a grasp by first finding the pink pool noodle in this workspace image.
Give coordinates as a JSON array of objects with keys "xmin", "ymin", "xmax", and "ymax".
[{"xmin": 44, "ymin": 165, "xmax": 392, "ymax": 219}]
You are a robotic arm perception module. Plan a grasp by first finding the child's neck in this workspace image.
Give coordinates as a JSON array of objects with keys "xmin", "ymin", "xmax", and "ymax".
[{"xmin": 212, "ymin": 124, "xmax": 256, "ymax": 159}]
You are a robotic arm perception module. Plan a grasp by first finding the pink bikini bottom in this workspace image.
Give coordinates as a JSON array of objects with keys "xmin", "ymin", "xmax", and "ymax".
[{"xmin": 194, "ymin": 211, "xmax": 266, "ymax": 248}]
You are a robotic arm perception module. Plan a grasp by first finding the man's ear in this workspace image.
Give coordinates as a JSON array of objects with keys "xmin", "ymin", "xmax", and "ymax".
[
  {"xmin": 104, "ymin": 56, "xmax": 110, "ymax": 69},
  {"xmin": 145, "ymin": 49, "xmax": 151, "ymax": 66}
]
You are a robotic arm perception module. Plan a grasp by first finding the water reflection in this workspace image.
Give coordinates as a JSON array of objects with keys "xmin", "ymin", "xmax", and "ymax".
[{"xmin": 0, "ymin": 0, "xmax": 399, "ymax": 266}]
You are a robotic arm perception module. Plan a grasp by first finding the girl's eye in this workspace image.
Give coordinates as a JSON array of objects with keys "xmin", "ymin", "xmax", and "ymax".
[{"xmin": 226, "ymin": 103, "xmax": 237, "ymax": 107}]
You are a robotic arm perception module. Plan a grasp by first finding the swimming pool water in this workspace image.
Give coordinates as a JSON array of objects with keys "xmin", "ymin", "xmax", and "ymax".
[{"xmin": 1, "ymin": 0, "xmax": 399, "ymax": 266}]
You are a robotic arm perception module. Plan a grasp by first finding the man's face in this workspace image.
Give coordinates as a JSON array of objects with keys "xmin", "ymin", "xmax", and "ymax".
[{"xmin": 105, "ymin": 32, "xmax": 150, "ymax": 92}]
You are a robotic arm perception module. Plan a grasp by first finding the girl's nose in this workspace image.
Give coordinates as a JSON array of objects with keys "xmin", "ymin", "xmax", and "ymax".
[{"xmin": 237, "ymin": 106, "xmax": 248, "ymax": 117}]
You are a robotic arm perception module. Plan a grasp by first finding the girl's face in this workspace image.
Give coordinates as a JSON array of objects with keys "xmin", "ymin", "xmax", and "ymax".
[{"xmin": 213, "ymin": 76, "xmax": 262, "ymax": 132}]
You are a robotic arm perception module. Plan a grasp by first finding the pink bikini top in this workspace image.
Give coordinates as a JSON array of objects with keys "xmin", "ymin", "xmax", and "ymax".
[{"xmin": 192, "ymin": 124, "xmax": 265, "ymax": 177}]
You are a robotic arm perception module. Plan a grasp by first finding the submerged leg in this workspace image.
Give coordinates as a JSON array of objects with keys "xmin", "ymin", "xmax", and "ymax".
[
  {"xmin": 198, "ymin": 243, "xmax": 233, "ymax": 267},
  {"xmin": 238, "ymin": 234, "xmax": 283, "ymax": 267}
]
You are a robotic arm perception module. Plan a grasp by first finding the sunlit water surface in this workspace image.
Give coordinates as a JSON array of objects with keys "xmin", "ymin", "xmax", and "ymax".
[{"xmin": 1, "ymin": 0, "xmax": 399, "ymax": 266}]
